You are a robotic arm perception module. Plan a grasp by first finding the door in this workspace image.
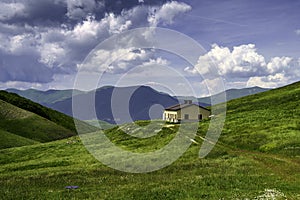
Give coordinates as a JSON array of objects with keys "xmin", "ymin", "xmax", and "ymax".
[{"xmin": 198, "ymin": 114, "xmax": 203, "ymax": 120}]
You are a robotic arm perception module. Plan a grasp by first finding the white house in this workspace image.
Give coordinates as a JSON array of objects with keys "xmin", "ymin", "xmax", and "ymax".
[{"xmin": 163, "ymin": 100, "xmax": 211, "ymax": 123}]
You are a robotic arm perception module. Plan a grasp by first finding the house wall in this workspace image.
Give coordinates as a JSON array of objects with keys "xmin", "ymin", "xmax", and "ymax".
[
  {"xmin": 178, "ymin": 105, "xmax": 211, "ymax": 120},
  {"xmin": 163, "ymin": 110, "xmax": 179, "ymax": 122},
  {"xmin": 163, "ymin": 104, "xmax": 211, "ymax": 122}
]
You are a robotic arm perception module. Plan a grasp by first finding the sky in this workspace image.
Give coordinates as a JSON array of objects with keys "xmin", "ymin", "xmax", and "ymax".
[{"xmin": 0, "ymin": 0, "xmax": 300, "ymax": 97}]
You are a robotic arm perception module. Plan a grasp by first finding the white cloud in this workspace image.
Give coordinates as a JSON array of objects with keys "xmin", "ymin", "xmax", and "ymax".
[
  {"xmin": 247, "ymin": 73, "xmax": 289, "ymax": 88},
  {"xmin": 191, "ymin": 44, "xmax": 267, "ymax": 79},
  {"xmin": 8, "ymin": 33, "xmax": 39, "ymax": 56},
  {"xmin": 0, "ymin": 81, "xmax": 43, "ymax": 90},
  {"xmin": 66, "ymin": 0, "xmax": 104, "ymax": 20},
  {"xmin": 266, "ymin": 56, "xmax": 292, "ymax": 74},
  {"xmin": 186, "ymin": 43, "xmax": 300, "ymax": 89},
  {"xmin": 0, "ymin": 2, "xmax": 26, "ymax": 21},
  {"xmin": 78, "ymin": 48, "xmax": 148, "ymax": 73},
  {"xmin": 148, "ymin": 1, "xmax": 191, "ymax": 26},
  {"xmin": 142, "ymin": 57, "xmax": 170, "ymax": 66},
  {"xmin": 0, "ymin": 1, "xmax": 192, "ymax": 85},
  {"xmin": 190, "ymin": 43, "xmax": 295, "ymax": 78},
  {"xmin": 295, "ymin": 29, "xmax": 300, "ymax": 35},
  {"xmin": 39, "ymin": 42, "xmax": 66, "ymax": 68}
]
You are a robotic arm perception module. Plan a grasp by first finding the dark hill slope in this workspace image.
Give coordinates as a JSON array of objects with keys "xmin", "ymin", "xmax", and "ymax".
[
  {"xmin": 0, "ymin": 91, "xmax": 96, "ymax": 134},
  {"xmin": 0, "ymin": 99, "xmax": 74, "ymax": 143},
  {"xmin": 0, "ymin": 129, "xmax": 38, "ymax": 149}
]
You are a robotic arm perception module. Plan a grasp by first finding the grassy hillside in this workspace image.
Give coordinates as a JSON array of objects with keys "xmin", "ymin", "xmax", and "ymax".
[
  {"xmin": 221, "ymin": 81, "xmax": 300, "ymax": 155},
  {"xmin": 0, "ymin": 81, "xmax": 299, "ymax": 199},
  {"xmin": 0, "ymin": 130, "xmax": 38, "ymax": 149},
  {"xmin": 85, "ymin": 120, "xmax": 117, "ymax": 130},
  {"xmin": 0, "ymin": 99, "xmax": 74, "ymax": 143},
  {"xmin": 0, "ymin": 91, "xmax": 97, "ymax": 135}
]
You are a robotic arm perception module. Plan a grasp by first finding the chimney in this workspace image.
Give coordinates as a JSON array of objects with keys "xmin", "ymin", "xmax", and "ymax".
[{"xmin": 184, "ymin": 100, "xmax": 192, "ymax": 104}]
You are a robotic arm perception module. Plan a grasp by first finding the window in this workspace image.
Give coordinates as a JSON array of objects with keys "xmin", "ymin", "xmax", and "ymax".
[
  {"xmin": 184, "ymin": 114, "xmax": 189, "ymax": 120},
  {"xmin": 198, "ymin": 114, "xmax": 203, "ymax": 120}
]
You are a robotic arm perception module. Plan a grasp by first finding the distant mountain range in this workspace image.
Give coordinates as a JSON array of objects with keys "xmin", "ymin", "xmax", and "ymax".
[
  {"xmin": 6, "ymin": 88, "xmax": 84, "ymax": 105},
  {"xmin": 176, "ymin": 86, "xmax": 270, "ymax": 105},
  {"xmin": 6, "ymin": 85, "xmax": 270, "ymax": 123},
  {"xmin": 49, "ymin": 86, "xmax": 180, "ymax": 124}
]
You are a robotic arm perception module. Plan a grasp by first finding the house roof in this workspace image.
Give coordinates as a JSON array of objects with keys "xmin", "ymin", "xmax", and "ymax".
[{"xmin": 165, "ymin": 103, "xmax": 210, "ymax": 111}]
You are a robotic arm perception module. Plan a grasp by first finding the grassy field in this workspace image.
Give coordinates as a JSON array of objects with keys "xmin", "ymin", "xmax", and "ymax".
[{"xmin": 0, "ymin": 81, "xmax": 299, "ymax": 199}]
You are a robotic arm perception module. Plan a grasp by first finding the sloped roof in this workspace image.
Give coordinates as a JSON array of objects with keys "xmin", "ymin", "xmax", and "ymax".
[{"xmin": 165, "ymin": 103, "xmax": 210, "ymax": 111}]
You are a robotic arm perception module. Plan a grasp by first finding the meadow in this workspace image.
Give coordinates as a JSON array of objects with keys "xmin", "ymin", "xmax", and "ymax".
[{"xmin": 0, "ymin": 81, "xmax": 300, "ymax": 199}]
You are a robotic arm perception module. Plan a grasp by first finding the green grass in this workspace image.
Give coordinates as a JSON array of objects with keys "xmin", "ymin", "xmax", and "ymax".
[
  {"xmin": 0, "ymin": 133, "xmax": 299, "ymax": 199},
  {"xmin": 0, "ymin": 81, "xmax": 300, "ymax": 199},
  {"xmin": 0, "ymin": 91, "xmax": 96, "ymax": 133},
  {"xmin": 0, "ymin": 130, "xmax": 38, "ymax": 149},
  {"xmin": 84, "ymin": 120, "xmax": 116, "ymax": 130},
  {"xmin": 0, "ymin": 91, "xmax": 98, "ymax": 149},
  {"xmin": 221, "ymin": 81, "xmax": 300, "ymax": 155},
  {"xmin": 0, "ymin": 100, "xmax": 74, "ymax": 144}
]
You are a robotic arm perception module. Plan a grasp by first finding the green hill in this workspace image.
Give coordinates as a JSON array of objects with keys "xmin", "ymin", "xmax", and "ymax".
[
  {"xmin": 0, "ymin": 91, "xmax": 98, "ymax": 149},
  {"xmin": 0, "ymin": 129, "xmax": 38, "ymax": 149},
  {"xmin": 84, "ymin": 120, "xmax": 117, "ymax": 130},
  {"xmin": 0, "ymin": 99, "xmax": 74, "ymax": 143},
  {"xmin": 221, "ymin": 81, "xmax": 300, "ymax": 155},
  {"xmin": 0, "ymin": 91, "xmax": 97, "ymax": 135},
  {"xmin": 0, "ymin": 81, "xmax": 299, "ymax": 199}
]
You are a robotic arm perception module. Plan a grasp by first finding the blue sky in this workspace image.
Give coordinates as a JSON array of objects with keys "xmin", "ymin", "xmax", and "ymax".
[{"xmin": 0, "ymin": 0, "xmax": 299, "ymax": 97}]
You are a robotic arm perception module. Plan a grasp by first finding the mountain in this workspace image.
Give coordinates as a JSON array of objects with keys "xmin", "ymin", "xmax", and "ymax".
[
  {"xmin": 176, "ymin": 86, "xmax": 269, "ymax": 105},
  {"xmin": 50, "ymin": 85, "xmax": 180, "ymax": 124},
  {"xmin": 197, "ymin": 86, "xmax": 270, "ymax": 105},
  {"xmin": 6, "ymin": 88, "xmax": 84, "ymax": 105},
  {"xmin": 6, "ymin": 86, "xmax": 269, "ymax": 123},
  {"xmin": 0, "ymin": 91, "xmax": 97, "ymax": 149}
]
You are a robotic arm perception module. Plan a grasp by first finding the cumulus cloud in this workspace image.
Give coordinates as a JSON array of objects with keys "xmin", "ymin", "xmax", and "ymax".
[
  {"xmin": 0, "ymin": 2, "xmax": 26, "ymax": 21},
  {"xmin": 39, "ymin": 42, "xmax": 66, "ymax": 68},
  {"xmin": 190, "ymin": 44, "xmax": 295, "ymax": 78},
  {"xmin": 0, "ymin": 0, "xmax": 168, "ymax": 25},
  {"xmin": 186, "ymin": 43, "xmax": 299, "ymax": 88},
  {"xmin": 148, "ymin": 1, "xmax": 191, "ymax": 26},
  {"xmin": 0, "ymin": 1, "xmax": 191, "ymax": 85},
  {"xmin": 189, "ymin": 44, "xmax": 267, "ymax": 78},
  {"xmin": 78, "ymin": 48, "xmax": 148, "ymax": 73},
  {"xmin": 247, "ymin": 73, "xmax": 289, "ymax": 88},
  {"xmin": 66, "ymin": 0, "xmax": 104, "ymax": 20},
  {"xmin": 266, "ymin": 57, "xmax": 292, "ymax": 74}
]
